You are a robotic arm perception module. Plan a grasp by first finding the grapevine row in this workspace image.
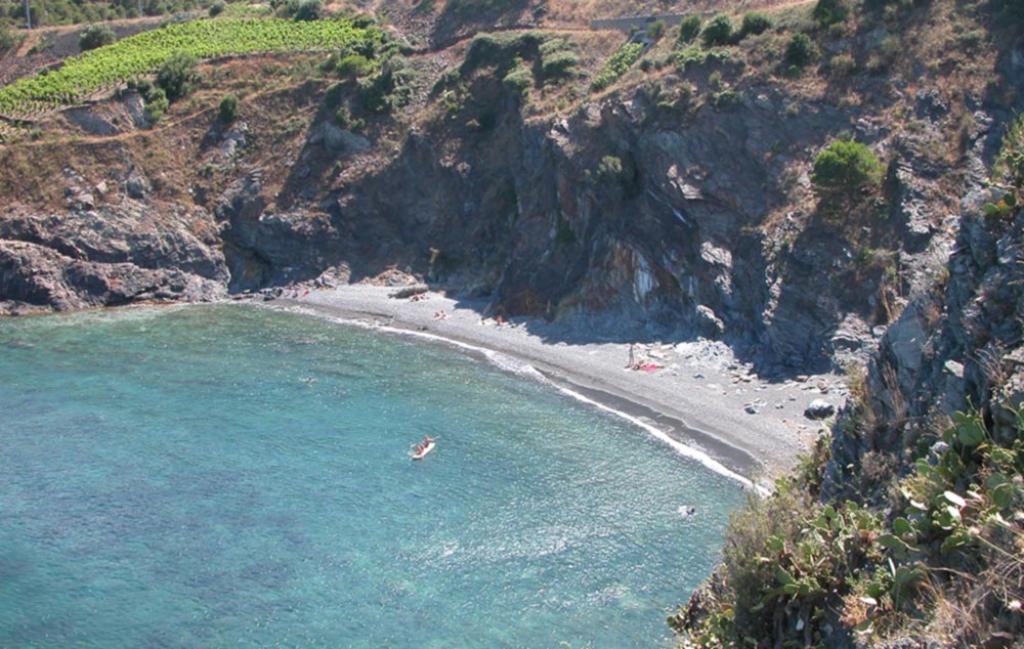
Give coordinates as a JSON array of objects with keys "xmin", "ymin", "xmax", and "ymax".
[{"xmin": 0, "ymin": 17, "xmax": 382, "ymax": 118}]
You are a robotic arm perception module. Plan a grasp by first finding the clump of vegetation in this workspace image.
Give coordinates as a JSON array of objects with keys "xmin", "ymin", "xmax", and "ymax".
[
  {"xmin": 218, "ymin": 93, "xmax": 238, "ymax": 123},
  {"xmin": 0, "ymin": 24, "xmax": 21, "ymax": 52},
  {"xmin": 985, "ymin": 113, "xmax": 1024, "ymax": 219},
  {"xmin": 538, "ymin": 37, "xmax": 580, "ymax": 84},
  {"xmin": 129, "ymin": 79, "xmax": 170, "ymax": 126},
  {"xmin": 333, "ymin": 103, "xmax": 364, "ymax": 131},
  {"xmin": 461, "ymin": 31, "xmax": 545, "ymax": 72},
  {"xmin": 785, "ymin": 32, "xmax": 818, "ymax": 69},
  {"xmin": 646, "ymin": 19, "xmax": 666, "ymax": 41},
  {"xmin": 0, "ymin": 18, "xmax": 383, "ymax": 117},
  {"xmin": 993, "ymin": 113, "xmax": 1024, "ymax": 191},
  {"xmin": 812, "ymin": 138, "xmax": 884, "ymax": 203},
  {"xmin": 673, "ymin": 44, "xmax": 733, "ymax": 72},
  {"xmin": 700, "ymin": 13, "xmax": 733, "ymax": 47},
  {"xmin": 676, "ymin": 15, "xmax": 702, "ymax": 46},
  {"xmin": 502, "ymin": 57, "xmax": 532, "ymax": 96},
  {"xmin": 156, "ymin": 52, "xmax": 200, "ymax": 102},
  {"xmin": 594, "ymin": 154, "xmax": 640, "ymax": 197},
  {"xmin": 829, "ymin": 52, "xmax": 856, "ymax": 77},
  {"xmin": 359, "ymin": 55, "xmax": 414, "ymax": 114},
  {"xmin": 274, "ymin": 0, "xmax": 322, "ymax": 21},
  {"xmin": 813, "ymin": 0, "xmax": 849, "ymax": 27},
  {"xmin": 293, "ymin": 0, "xmax": 321, "ymax": 21},
  {"xmin": 674, "ymin": 409, "xmax": 1024, "ymax": 647},
  {"xmin": 739, "ymin": 12, "xmax": 771, "ymax": 38},
  {"xmin": 79, "ymin": 24, "xmax": 116, "ymax": 51},
  {"xmin": 442, "ymin": 31, "xmax": 577, "ymax": 110},
  {"xmin": 590, "ymin": 41, "xmax": 644, "ymax": 91},
  {"xmin": 333, "ymin": 53, "xmax": 375, "ymax": 79}
]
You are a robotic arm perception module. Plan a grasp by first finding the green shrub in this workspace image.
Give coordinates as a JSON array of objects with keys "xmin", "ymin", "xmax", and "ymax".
[
  {"xmin": 597, "ymin": 155, "xmax": 624, "ymax": 181},
  {"xmin": 156, "ymin": 51, "xmax": 199, "ymax": 102},
  {"xmin": 333, "ymin": 104, "xmax": 364, "ymax": 131},
  {"xmin": 785, "ymin": 32, "xmax": 818, "ymax": 68},
  {"xmin": 812, "ymin": 139, "xmax": 883, "ymax": 200},
  {"xmin": 335, "ymin": 53, "xmax": 374, "ymax": 78},
  {"xmin": 701, "ymin": 13, "xmax": 733, "ymax": 46},
  {"xmin": 676, "ymin": 15, "xmax": 701, "ymax": 46},
  {"xmin": 646, "ymin": 19, "xmax": 666, "ymax": 41},
  {"xmin": 209, "ymin": 0, "xmax": 226, "ymax": 16},
  {"xmin": 502, "ymin": 58, "xmax": 532, "ymax": 96},
  {"xmin": 540, "ymin": 50, "xmax": 579, "ymax": 81},
  {"xmin": 460, "ymin": 31, "xmax": 544, "ymax": 72},
  {"xmin": 993, "ymin": 113, "xmax": 1024, "ymax": 191},
  {"xmin": 0, "ymin": 25, "xmax": 22, "ymax": 52},
  {"xmin": 218, "ymin": 94, "xmax": 238, "ymax": 122},
  {"xmin": 538, "ymin": 38, "xmax": 580, "ymax": 83},
  {"xmin": 590, "ymin": 41, "xmax": 644, "ymax": 91},
  {"xmin": 143, "ymin": 86, "xmax": 169, "ymax": 125},
  {"xmin": 359, "ymin": 55, "xmax": 413, "ymax": 114},
  {"xmin": 829, "ymin": 52, "xmax": 856, "ymax": 76},
  {"xmin": 739, "ymin": 12, "xmax": 771, "ymax": 37},
  {"xmin": 595, "ymin": 154, "xmax": 639, "ymax": 196},
  {"xmin": 293, "ymin": 0, "xmax": 321, "ymax": 21},
  {"xmin": 813, "ymin": 0, "xmax": 848, "ymax": 27},
  {"xmin": 79, "ymin": 24, "xmax": 116, "ymax": 51}
]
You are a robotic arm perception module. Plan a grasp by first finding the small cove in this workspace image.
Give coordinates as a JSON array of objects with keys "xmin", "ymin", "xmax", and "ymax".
[{"xmin": 0, "ymin": 304, "xmax": 747, "ymax": 648}]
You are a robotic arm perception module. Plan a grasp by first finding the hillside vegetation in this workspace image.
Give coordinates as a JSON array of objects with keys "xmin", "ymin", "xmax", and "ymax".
[{"xmin": 0, "ymin": 16, "xmax": 383, "ymax": 116}]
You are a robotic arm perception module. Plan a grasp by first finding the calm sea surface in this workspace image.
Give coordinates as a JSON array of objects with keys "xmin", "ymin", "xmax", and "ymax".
[{"xmin": 0, "ymin": 305, "xmax": 745, "ymax": 648}]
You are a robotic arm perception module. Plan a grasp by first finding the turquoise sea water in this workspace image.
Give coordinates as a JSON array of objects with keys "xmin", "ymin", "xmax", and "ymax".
[{"xmin": 0, "ymin": 305, "xmax": 746, "ymax": 648}]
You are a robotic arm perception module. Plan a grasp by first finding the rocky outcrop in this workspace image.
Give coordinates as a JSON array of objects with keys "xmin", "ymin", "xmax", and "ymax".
[
  {"xmin": 0, "ymin": 55, "xmax": 1003, "ymax": 384},
  {"xmin": 0, "ymin": 239, "xmax": 224, "ymax": 312},
  {"xmin": 824, "ymin": 194, "xmax": 1024, "ymax": 498},
  {"xmin": 0, "ymin": 197, "xmax": 228, "ymax": 314}
]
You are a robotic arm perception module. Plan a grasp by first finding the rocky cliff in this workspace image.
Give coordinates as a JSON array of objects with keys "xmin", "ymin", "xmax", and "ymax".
[{"xmin": 3, "ymin": 12, "xmax": 1010, "ymax": 383}]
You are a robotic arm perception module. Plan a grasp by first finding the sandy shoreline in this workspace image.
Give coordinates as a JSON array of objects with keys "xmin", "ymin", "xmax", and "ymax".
[{"xmin": 267, "ymin": 285, "xmax": 846, "ymax": 487}]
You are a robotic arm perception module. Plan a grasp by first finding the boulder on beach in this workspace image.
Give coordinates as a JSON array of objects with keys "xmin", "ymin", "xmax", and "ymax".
[{"xmin": 804, "ymin": 399, "xmax": 835, "ymax": 420}]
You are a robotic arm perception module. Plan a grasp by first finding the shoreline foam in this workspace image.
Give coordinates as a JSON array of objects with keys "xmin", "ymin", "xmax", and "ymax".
[
  {"xmin": 267, "ymin": 286, "xmax": 844, "ymax": 489},
  {"xmin": 270, "ymin": 301, "xmax": 763, "ymax": 492}
]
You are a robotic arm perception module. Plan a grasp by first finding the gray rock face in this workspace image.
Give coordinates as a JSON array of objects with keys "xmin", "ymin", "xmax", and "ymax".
[
  {"xmin": 0, "ymin": 239, "xmax": 225, "ymax": 312},
  {"xmin": 0, "ymin": 68, "xmax": 1000, "ymax": 391},
  {"xmin": 0, "ymin": 201, "xmax": 228, "ymax": 313},
  {"xmin": 823, "ymin": 201, "xmax": 1024, "ymax": 498}
]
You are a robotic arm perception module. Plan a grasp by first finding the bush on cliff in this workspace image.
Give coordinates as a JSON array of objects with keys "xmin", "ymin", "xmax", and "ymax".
[
  {"xmin": 813, "ymin": 0, "xmax": 849, "ymax": 27},
  {"xmin": 673, "ymin": 410, "xmax": 1024, "ymax": 647},
  {"xmin": 785, "ymin": 32, "xmax": 818, "ymax": 69},
  {"xmin": 79, "ymin": 24, "xmax": 116, "ymax": 51},
  {"xmin": 994, "ymin": 113, "xmax": 1024, "ymax": 191},
  {"xmin": 142, "ymin": 85, "xmax": 169, "ymax": 125},
  {"xmin": 812, "ymin": 138, "xmax": 883, "ymax": 202},
  {"xmin": 700, "ymin": 14, "xmax": 733, "ymax": 47},
  {"xmin": 218, "ymin": 94, "xmax": 238, "ymax": 123},
  {"xmin": 739, "ymin": 12, "xmax": 772, "ymax": 38},
  {"xmin": 676, "ymin": 15, "xmax": 702, "ymax": 46},
  {"xmin": 156, "ymin": 52, "xmax": 200, "ymax": 102},
  {"xmin": 359, "ymin": 55, "xmax": 414, "ymax": 114}
]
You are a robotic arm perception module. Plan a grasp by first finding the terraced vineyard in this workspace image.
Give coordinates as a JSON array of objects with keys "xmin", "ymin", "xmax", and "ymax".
[{"xmin": 0, "ymin": 17, "xmax": 383, "ymax": 118}]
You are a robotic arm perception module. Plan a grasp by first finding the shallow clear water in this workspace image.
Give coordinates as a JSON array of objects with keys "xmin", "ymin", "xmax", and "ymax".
[{"xmin": 0, "ymin": 305, "xmax": 745, "ymax": 648}]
